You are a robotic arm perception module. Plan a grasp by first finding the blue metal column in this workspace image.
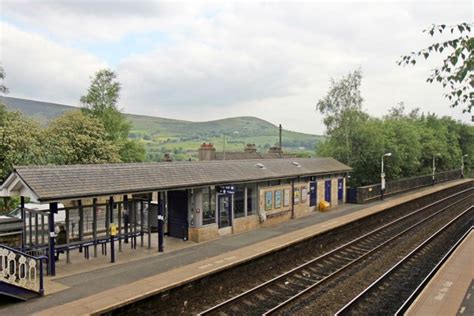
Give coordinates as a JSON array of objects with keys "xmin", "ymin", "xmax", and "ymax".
[
  {"xmin": 109, "ymin": 197, "xmax": 115, "ymax": 263},
  {"xmin": 20, "ymin": 196, "xmax": 25, "ymax": 252},
  {"xmin": 158, "ymin": 192, "xmax": 164, "ymax": 252},
  {"xmin": 48, "ymin": 202, "xmax": 57, "ymax": 276}
]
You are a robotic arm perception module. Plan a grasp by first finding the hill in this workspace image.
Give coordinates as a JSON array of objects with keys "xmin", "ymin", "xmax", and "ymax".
[{"xmin": 0, "ymin": 96, "xmax": 323, "ymax": 160}]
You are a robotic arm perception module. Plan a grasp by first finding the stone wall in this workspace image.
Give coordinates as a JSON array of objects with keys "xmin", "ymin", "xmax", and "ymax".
[
  {"xmin": 233, "ymin": 215, "xmax": 260, "ymax": 234},
  {"xmin": 188, "ymin": 224, "xmax": 219, "ymax": 243}
]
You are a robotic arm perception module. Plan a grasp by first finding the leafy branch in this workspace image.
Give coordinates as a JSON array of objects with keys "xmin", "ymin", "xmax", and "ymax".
[{"xmin": 398, "ymin": 23, "xmax": 473, "ymax": 113}]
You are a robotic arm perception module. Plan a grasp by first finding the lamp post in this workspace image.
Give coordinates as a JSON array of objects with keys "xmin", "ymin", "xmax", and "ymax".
[
  {"xmin": 432, "ymin": 153, "xmax": 441, "ymax": 185},
  {"xmin": 461, "ymin": 154, "xmax": 468, "ymax": 178},
  {"xmin": 381, "ymin": 152, "xmax": 392, "ymax": 200}
]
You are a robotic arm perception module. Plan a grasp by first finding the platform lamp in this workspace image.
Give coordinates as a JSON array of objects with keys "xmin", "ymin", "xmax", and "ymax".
[
  {"xmin": 461, "ymin": 154, "xmax": 468, "ymax": 179},
  {"xmin": 432, "ymin": 153, "xmax": 441, "ymax": 185},
  {"xmin": 381, "ymin": 152, "xmax": 392, "ymax": 200}
]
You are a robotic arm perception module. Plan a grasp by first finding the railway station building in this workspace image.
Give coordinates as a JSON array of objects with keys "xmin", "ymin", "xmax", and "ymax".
[{"xmin": 0, "ymin": 157, "xmax": 350, "ymax": 276}]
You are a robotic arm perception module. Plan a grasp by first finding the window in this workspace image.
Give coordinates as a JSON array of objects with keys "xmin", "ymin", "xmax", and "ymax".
[
  {"xmin": 247, "ymin": 183, "xmax": 257, "ymax": 215},
  {"xmin": 301, "ymin": 186, "xmax": 307, "ymax": 202},
  {"xmin": 234, "ymin": 184, "xmax": 245, "ymax": 218},
  {"xmin": 202, "ymin": 187, "xmax": 216, "ymax": 225},
  {"xmin": 274, "ymin": 190, "xmax": 282, "ymax": 208},
  {"xmin": 265, "ymin": 191, "xmax": 273, "ymax": 211}
]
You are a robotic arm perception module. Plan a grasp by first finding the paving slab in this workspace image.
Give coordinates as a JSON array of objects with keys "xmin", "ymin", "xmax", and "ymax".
[{"xmin": 406, "ymin": 230, "xmax": 474, "ymax": 316}]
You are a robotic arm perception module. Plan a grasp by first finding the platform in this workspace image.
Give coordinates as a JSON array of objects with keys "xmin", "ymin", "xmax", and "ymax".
[
  {"xmin": 406, "ymin": 230, "xmax": 474, "ymax": 316},
  {"xmin": 0, "ymin": 179, "xmax": 469, "ymax": 315}
]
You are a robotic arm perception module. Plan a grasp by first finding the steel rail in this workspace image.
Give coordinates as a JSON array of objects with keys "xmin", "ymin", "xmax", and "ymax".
[
  {"xmin": 335, "ymin": 206, "xmax": 473, "ymax": 315},
  {"xmin": 395, "ymin": 225, "xmax": 473, "ymax": 315},
  {"xmin": 198, "ymin": 188, "xmax": 473, "ymax": 316},
  {"xmin": 263, "ymin": 194, "xmax": 473, "ymax": 315}
]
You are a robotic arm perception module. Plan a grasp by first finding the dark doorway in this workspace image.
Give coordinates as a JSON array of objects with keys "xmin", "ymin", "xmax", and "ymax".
[
  {"xmin": 168, "ymin": 190, "xmax": 188, "ymax": 240},
  {"xmin": 218, "ymin": 194, "xmax": 232, "ymax": 229},
  {"xmin": 338, "ymin": 178, "xmax": 344, "ymax": 202},
  {"xmin": 325, "ymin": 180, "xmax": 331, "ymax": 203},
  {"xmin": 309, "ymin": 182, "xmax": 317, "ymax": 207}
]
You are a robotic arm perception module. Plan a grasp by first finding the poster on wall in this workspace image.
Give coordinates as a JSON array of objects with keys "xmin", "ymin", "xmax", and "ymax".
[
  {"xmin": 294, "ymin": 187, "xmax": 300, "ymax": 204},
  {"xmin": 283, "ymin": 189, "xmax": 290, "ymax": 207},
  {"xmin": 274, "ymin": 190, "xmax": 282, "ymax": 208},
  {"xmin": 265, "ymin": 191, "xmax": 273, "ymax": 211},
  {"xmin": 301, "ymin": 186, "xmax": 307, "ymax": 202}
]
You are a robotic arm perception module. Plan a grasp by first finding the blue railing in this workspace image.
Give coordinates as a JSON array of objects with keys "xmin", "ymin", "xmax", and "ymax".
[{"xmin": 0, "ymin": 244, "xmax": 47, "ymax": 295}]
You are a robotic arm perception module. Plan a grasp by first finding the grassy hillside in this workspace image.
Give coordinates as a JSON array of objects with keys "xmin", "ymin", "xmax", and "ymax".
[{"xmin": 1, "ymin": 96, "xmax": 323, "ymax": 160}]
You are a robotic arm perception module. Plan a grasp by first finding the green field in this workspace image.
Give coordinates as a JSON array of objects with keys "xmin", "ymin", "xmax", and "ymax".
[{"xmin": 1, "ymin": 96, "xmax": 324, "ymax": 161}]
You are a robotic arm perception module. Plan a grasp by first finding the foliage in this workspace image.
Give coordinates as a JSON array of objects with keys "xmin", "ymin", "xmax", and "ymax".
[
  {"xmin": 0, "ymin": 105, "xmax": 44, "ymax": 213},
  {"xmin": 44, "ymin": 111, "xmax": 120, "ymax": 165},
  {"xmin": 316, "ymin": 69, "xmax": 369, "ymax": 166},
  {"xmin": 0, "ymin": 105, "xmax": 44, "ymax": 182},
  {"xmin": 119, "ymin": 139, "xmax": 146, "ymax": 163},
  {"xmin": 398, "ymin": 23, "xmax": 473, "ymax": 113},
  {"xmin": 80, "ymin": 69, "xmax": 145, "ymax": 162},
  {"xmin": 0, "ymin": 65, "xmax": 8, "ymax": 95},
  {"xmin": 317, "ymin": 71, "xmax": 472, "ymax": 186},
  {"xmin": 80, "ymin": 69, "xmax": 130, "ymax": 141}
]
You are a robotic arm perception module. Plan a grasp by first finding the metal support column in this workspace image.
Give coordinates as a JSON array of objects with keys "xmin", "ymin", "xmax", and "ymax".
[
  {"xmin": 48, "ymin": 202, "xmax": 57, "ymax": 277},
  {"xmin": 118, "ymin": 202, "xmax": 122, "ymax": 252},
  {"xmin": 123, "ymin": 195, "xmax": 129, "ymax": 244},
  {"xmin": 66, "ymin": 209, "xmax": 70, "ymax": 263},
  {"xmin": 78, "ymin": 200, "xmax": 83, "ymax": 253},
  {"xmin": 291, "ymin": 179, "xmax": 295, "ymax": 219},
  {"xmin": 158, "ymin": 192, "xmax": 164, "ymax": 252},
  {"xmin": 20, "ymin": 196, "xmax": 25, "ymax": 251},
  {"xmin": 109, "ymin": 197, "xmax": 115, "ymax": 262},
  {"xmin": 93, "ymin": 198, "xmax": 98, "ymax": 258},
  {"xmin": 147, "ymin": 193, "xmax": 152, "ymax": 249},
  {"xmin": 140, "ymin": 200, "xmax": 144, "ymax": 247}
]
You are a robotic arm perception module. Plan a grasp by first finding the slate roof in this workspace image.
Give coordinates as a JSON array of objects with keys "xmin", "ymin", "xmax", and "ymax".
[{"xmin": 9, "ymin": 158, "xmax": 351, "ymax": 202}]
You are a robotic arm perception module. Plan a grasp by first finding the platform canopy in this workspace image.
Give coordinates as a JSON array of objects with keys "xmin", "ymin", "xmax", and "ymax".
[{"xmin": 0, "ymin": 158, "xmax": 351, "ymax": 203}]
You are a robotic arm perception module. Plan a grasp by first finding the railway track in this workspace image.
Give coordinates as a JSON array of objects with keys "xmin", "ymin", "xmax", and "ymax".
[
  {"xmin": 198, "ymin": 188, "xmax": 473, "ymax": 316},
  {"xmin": 336, "ymin": 206, "xmax": 473, "ymax": 315}
]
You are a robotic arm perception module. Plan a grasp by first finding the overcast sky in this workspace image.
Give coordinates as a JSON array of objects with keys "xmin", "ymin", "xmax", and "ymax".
[{"xmin": 0, "ymin": 0, "xmax": 472, "ymax": 135}]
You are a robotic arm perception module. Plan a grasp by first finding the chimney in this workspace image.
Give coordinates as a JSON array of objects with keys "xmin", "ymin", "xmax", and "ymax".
[
  {"xmin": 279, "ymin": 124, "xmax": 282, "ymax": 158},
  {"xmin": 244, "ymin": 143, "xmax": 257, "ymax": 153},
  {"xmin": 198, "ymin": 143, "xmax": 216, "ymax": 161}
]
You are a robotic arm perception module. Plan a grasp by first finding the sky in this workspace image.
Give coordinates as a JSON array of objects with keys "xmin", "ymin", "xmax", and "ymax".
[{"xmin": 0, "ymin": 0, "xmax": 472, "ymax": 135}]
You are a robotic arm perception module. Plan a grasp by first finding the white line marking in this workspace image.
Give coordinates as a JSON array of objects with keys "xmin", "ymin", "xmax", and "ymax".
[
  {"xmin": 434, "ymin": 293, "xmax": 446, "ymax": 300},
  {"xmin": 459, "ymin": 306, "xmax": 465, "ymax": 314},
  {"xmin": 198, "ymin": 264, "xmax": 213, "ymax": 269},
  {"xmin": 466, "ymin": 293, "xmax": 471, "ymax": 300},
  {"xmin": 224, "ymin": 256, "xmax": 237, "ymax": 261}
]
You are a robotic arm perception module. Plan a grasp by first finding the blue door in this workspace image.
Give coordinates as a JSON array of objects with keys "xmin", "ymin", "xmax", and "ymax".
[
  {"xmin": 338, "ymin": 178, "xmax": 344, "ymax": 201},
  {"xmin": 324, "ymin": 180, "xmax": 331, "ymax": 203},
  {"xmin": 309, "ymin": 182, "xmax": 317, "ymax": 207}
]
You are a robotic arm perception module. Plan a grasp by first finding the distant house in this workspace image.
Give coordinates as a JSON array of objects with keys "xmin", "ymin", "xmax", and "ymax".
[{"xmin": 198, "ymin": 143, "xmax": 296, "ymax": 161}]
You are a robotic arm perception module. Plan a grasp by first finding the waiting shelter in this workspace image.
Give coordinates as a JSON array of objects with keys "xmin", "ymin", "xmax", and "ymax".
[{"xmin": 0, "ymin": 158, "xmax": 351, "ymax": 279}]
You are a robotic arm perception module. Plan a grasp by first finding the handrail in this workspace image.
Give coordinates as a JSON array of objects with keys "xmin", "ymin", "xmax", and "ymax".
[
  {"xmin": 0, "ymin": 244, "xmax": 47, "ymax": 295},
  {"xmin": 0, "ymin": 243, "xmax": 47, "ymax": 260}
]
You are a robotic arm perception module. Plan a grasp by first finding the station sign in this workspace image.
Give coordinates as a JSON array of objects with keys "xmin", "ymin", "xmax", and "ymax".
[{"xmin": 217, "ymin": 185, "xmax": 235, "ymax": 194}]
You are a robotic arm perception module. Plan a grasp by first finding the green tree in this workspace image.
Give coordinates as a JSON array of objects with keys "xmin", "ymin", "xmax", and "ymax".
[
  {"xmin": 316, "ymin": 69, "xmax": 368, "ymax": 166},
  {"xmin": 0, "ymin": 105, "xmax": 44, "ymax": 212},
  {"xmin": 0, "ymin": 65, "xmax": 8, "ymax": 95},
  {"xmin": 80, "ymin": 69, "xmax": 145, "ymax": 162},
  {"xmin": 44, "ymin": 111, "xmax": 120, "ymax": 165},
  {"xmin": 398, "ymin": 23, "xmax": 473, "ymax": 112}
]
